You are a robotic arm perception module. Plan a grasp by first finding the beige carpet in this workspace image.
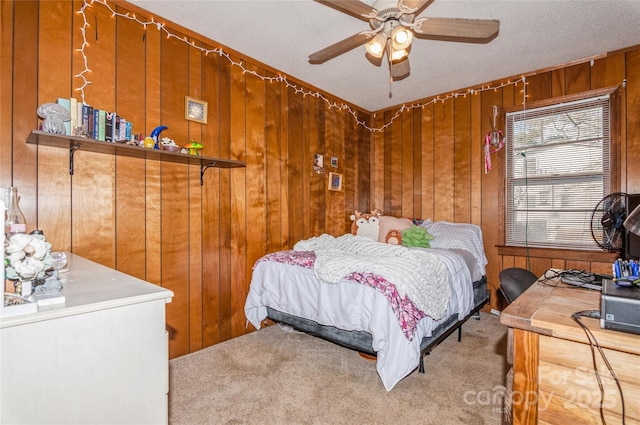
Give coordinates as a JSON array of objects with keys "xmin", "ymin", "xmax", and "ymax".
[{"xmin": 169, "ymin": 312, "xmax": 509, "ymax": 425}]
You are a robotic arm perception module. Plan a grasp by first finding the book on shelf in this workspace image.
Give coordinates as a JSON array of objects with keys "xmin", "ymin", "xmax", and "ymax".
[
  {"xmin": 75, "ymin": 100, "xmax": 84, "ymax": 135},
  {"xmin": 56, "ymin": 97, "xmax": 71, "ymax": 135},
  {"xmin": 105, "ymin": 112, "xmax": 115, "ymax": 142},
  {"xmin": 73, "ymin": 104, "xmax": 134, "ymax": 142},
  {"xmin": 98, "ymin": 110, "xmax": 106, "ymax": 141},
  {"xmin": 92, "ymin": 109, "xmax": 99, "ymax": 140},
  {"xmin": 118, "ymin": 116, "xmax": 126, "ymax": 141},
  {"xmin": 125, "ymin": 121, "xmax": 132, "ymax": 141},
  {"xmin": 82, "ymin": 104, "xmax": 93, "ymax": 136},
  {"xmin": 69, "ymin": 98, "xmax": 78, "ymax": 135},
  {"xmin": 92, "ymin": 109, "xmax": 107, "ymax": 141}
]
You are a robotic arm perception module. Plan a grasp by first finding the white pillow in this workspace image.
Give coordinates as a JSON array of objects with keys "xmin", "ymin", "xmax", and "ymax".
[
  {"xmin": 420, "ymin": 220, "xmax": 488, "ymax": 275},
  {"xmin": 377, "ymin": 216, "xmax": 413, "ymax": 243}
]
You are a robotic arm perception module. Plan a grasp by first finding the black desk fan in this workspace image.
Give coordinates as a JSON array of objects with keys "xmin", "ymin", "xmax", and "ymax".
[{"xmin": 591, "ymin": 192, "xmax": 628, "ymax": 253}]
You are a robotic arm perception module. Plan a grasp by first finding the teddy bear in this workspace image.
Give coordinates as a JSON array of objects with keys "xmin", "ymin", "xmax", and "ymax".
[{"xmin": 385, "ymin": 229, "xmax": 402, "ymax": 245}]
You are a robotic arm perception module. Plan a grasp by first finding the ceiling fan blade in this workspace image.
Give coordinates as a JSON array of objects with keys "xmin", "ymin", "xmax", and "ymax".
[
  {"xmin": 314, "ymin": 0, "xmax": 378, "ymax": 21},
  {"xmin": 309, "ymin": 31, "xmax": 375, "ymax": 64},
  {"xmin": 390, "ymin": 57, "xmax": 410, "ymax": 80},
  {"xmin": 413, "ymin": 17, "xmax": 500, "ymax": 42},
  {"xmin": 399, "ymin": 0, "xmax": 434, "ymax": 14}
]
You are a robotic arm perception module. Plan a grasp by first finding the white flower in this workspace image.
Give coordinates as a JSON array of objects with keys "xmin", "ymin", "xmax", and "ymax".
[
  {"xmin": 5, "ymin": 234, "xmax": 30, "ymax": 253},
  {"xmin": 11, "ymin": 256, "xmax": 44, "ymax": 280},
  {"xmin": 6, "ymin": 234, "xmax": 49, "ymax": 260},
  {"xmin": 4, "ymin": 234, "xmax": 53, "ymax": 281},
  {"xmin": 6, "ymin": 251, "xmax": 26, "ymax": 264}
]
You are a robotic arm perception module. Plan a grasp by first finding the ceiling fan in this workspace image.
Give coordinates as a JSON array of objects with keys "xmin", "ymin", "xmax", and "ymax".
[{"xmin": 309, "ymin": 0, "xmax": 500, "ymax": 80}]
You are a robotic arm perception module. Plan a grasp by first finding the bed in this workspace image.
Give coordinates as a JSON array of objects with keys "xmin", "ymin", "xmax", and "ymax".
[{"xmin": 244, "ymin": 219, "xmax": 489, "ymax": 391}]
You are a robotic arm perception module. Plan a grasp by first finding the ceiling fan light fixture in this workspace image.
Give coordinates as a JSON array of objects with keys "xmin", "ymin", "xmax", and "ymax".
[
  {"xmin": 391, "ymin": 26, "xmax": 412, "ymax": 50},
  {"xmin": 365, "ymin": 32, "xmax": 388, "ymax": 58},
  {"xmin": 310, "ymin": 0, "xmax": 501, "ymax": 82},
  {"xmin": 389, "ymin": 47, "xmax": 408, "ymax": 62}
]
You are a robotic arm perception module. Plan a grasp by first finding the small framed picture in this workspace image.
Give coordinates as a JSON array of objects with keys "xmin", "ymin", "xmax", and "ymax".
[
  {"xmin": 314, "ymin": 153, "xmax": 324, "ymax": 172},
  {"xmin": 328, "ymin": 172, "xmax": 343, "ymax": 191},
  {"xmin": 185, "ymin": 96, "xmax": 208, "ymax": 124},
  {"xmin": 330, "ymin": 156, "xmax": 338, "ymax": 168}
]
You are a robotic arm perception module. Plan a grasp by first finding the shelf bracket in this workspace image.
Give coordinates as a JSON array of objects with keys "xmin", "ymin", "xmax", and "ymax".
[
  {"xmin": 69, "ymin": 142, "xmax": 82, "ymax": 175},
  {"xmin": 200, "ymin": 162, "xmax": 217, "ymax": 185}
]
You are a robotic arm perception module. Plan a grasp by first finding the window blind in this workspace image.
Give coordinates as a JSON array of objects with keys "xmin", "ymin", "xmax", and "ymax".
[{"xmin": 505, "ymin": 94, "xmax": 611, "ymax": 250}]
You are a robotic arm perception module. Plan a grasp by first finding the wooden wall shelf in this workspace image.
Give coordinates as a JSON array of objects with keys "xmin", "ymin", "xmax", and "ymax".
[{"xmin": 27, "ymin": 130, "xmax": 246, "ymax": 184}]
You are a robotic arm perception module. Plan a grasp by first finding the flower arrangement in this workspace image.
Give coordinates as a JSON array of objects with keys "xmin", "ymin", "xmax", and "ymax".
[{"xmin": 4, "ymin": 233, "xmax": 54, "ymax": 282}]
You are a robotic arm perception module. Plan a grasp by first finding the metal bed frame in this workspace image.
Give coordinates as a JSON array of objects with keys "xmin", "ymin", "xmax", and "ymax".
[{"xmin": 267, "ymin": 276, "xmax": 490, "ymax": 374}]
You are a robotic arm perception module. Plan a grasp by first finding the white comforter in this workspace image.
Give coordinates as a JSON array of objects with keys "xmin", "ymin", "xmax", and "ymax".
[
  {"xmin": 293, "ymin": 234, "xmax": 450, "ymax": 319},
  {"xmin": 244, "ymin": 246, "xmax": 475, "ymax": 391}
]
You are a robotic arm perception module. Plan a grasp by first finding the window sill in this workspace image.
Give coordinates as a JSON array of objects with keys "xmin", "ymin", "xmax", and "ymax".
[{"xmin": 496, "ymin": 245, "xmax": 619, "ymax": 263}]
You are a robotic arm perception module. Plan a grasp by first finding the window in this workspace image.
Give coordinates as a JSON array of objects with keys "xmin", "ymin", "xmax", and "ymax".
[{"xmin": 505, "ymin": 88, "xmax": 619, "ymax": 250}]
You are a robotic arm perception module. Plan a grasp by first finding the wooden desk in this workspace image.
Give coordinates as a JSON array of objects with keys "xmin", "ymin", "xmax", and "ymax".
[{"xmin": 500, "ymin": 276, "xmax": 640, "ymax": 425}]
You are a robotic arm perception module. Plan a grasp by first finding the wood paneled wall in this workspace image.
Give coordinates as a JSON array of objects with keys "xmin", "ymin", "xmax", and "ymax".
[
  {"xmin": 2, "ymin": 1, "xmax": 640, "ymax": 357},
  {"xmin": 370, "ymin": 49, "xmax": 640, "ymax": 308},
  {"xmin": 1, "ymin": 0, "xmax": 369, "ymax": 358}
]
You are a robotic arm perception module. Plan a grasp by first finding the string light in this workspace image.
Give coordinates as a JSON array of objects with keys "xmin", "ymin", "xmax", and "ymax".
[{"xmin": 76, "ymin": 0, "xmax": 527, "ymax": 133}]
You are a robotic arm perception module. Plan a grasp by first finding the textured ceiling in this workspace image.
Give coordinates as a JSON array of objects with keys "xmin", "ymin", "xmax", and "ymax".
[{"xmin": 129, "ymin": 0, "xmax": 640, "ymax": 112}]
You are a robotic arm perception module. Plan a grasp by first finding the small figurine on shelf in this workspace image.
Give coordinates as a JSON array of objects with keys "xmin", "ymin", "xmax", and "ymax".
[
  {"xmin": 143, "ymin": 137, "xmax": 155, "ymax": 149},
  {"xmin": 149, "ymin": 125, "xmax": 168, "ymax": 150},
  {"xmin": 127, "ymin": 133, "xmax": 142, "ymax": 147},
  {"xmin": 183, "ymin": 141, "xmax": 203, "ymax": 156},
  {"xmin": 160, "ymin": 137, "xmax": 180, "ymax": 152},
  {"xmin": 36, "ymin": 103, "xmax": 70, "ymax": 135}
]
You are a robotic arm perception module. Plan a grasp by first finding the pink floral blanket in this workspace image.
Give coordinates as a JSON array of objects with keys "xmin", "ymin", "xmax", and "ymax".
[{"xmin": 255, "ymin": 250, "xmax": 426, "ymax": 340}]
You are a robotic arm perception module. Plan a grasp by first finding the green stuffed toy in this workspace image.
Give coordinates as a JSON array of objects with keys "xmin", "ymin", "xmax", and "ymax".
[{"xmin": 401, "ymin": 225, "xmax": 434, "ymax": 248}]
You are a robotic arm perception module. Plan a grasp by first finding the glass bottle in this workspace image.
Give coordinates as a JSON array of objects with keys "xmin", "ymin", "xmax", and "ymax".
[{"xmin": 4, "ymin": 187, "xmax": 27, "ymax": 239}]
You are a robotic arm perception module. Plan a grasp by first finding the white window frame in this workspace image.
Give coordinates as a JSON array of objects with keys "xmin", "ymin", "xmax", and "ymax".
[{"xmin": 504, "ymin": 87, "xmax": 620, "ymax": 250}]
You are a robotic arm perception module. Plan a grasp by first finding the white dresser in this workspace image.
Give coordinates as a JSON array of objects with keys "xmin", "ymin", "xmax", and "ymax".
[{"xmin": 0, "ymin": 253, "xmax": 173, "ymax": 424}]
